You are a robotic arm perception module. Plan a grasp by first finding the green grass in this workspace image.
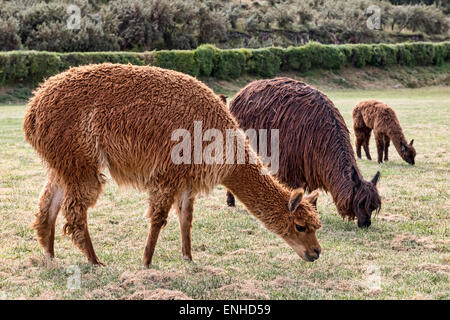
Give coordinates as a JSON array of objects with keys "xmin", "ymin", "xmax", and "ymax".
[{"xmin": 0, "ymin": 87, "xmax": 448, "ymax": 300}]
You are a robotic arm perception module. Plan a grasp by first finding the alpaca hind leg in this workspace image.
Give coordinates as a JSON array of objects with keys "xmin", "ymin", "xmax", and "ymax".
[
  {"xmin": 176, "ymin": 191, "xmax": 195, "ymax": 261},
  {"xmin": 143, "ymin": 189, "xmax": 175, "ymax": 267},
  {"xmin": 62, "ymin": 174, "xmax": 105, "ymax": 265},
  {"xmin": 226, "ymin": 190, "xmax": 235, "ymax": 207},
  {"xmin": 384, "ymin": 135, "xmax": 390, "ymax": 161},
  {"xmin": 33, "ymin": 173, "xmax": 63, "ymax": 258}
]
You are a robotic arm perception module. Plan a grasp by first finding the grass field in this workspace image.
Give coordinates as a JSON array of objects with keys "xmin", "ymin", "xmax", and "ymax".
[{"xmin": 0, "ymin": 86, "xmax": 448, "ymax": 300}]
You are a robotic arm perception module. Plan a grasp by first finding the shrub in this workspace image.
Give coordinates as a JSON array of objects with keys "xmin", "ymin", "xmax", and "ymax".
[
  {"xmin": 409, "ymin": 42, "xmax": 436, "ymax": 66},
  {"xmin": 28, "ymin": 51, "xmax": 63, "ymax": 84},
  {"xmin": 397, "ymin": 43, "xmax": 415, "ymax": 66},
  {"xmin": 0, "ymin": 17, "xmax": 22, "ymax": 51},
  {"xmin": 306, "ymin": 42, "xmax": 345, "ymax": 70},
  {"xmin": 370, "ymin": 44, "xmax": 398, "ymax": 67},
  {"xmin": 195, "ymin": 44, "xmax": 216, "ymax": 76},
  {"xmin": 246, "ymin": 48, "xmax": 281, "ymax": 77},
  {"xmin": 154, "ymin": 50, "xmax": 199, "ymax": 77},
  {"xmin": 213, "ymin": 49, "xmax": 249, "ymax": 80},
  {"xmin": 349, "ymin": 44, "xmax": 373, "ymax": 68},
  {"xmin": 286, "ymin": 46, "xmax": 312, "ymax": 72}
]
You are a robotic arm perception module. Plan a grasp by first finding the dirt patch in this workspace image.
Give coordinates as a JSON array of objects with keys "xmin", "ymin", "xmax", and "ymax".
[
  {"xmin": 125, "ymin": 288, "xmax": 191, "ymax": 300},
  {"xmin": 218, "ymin": 280, "xmax": 269, "ymax": 299},
  {"xmin": 85, "ymin": 284, "xmax": 126, "ymax": 300},
  {"xmin": 391, "ymin": 234, "xmax": 446, "ymax": 252},
  {"xmin": 271, "ymin": 276, "xmax": 295, "ymax": 288},
  {"xmin": 323, "ymin": 280, "xmax": 356, "ymax": 292},
  {"xmin": 418, "ymin": 263, "xmax": 450, "ymax": 275},
  {"xmin": 188, "ymin": 265, "xmax": 226, "ymax": 276},
  {"xmin": 119, "ymin": 269, "xmax": 179, "ymax": 288},
  {"xmin": 230, "ymin": 248, "xmax": 252, "ymax": 255},
  {"xmin": 378, "ymin": 213, "xmax": 408, "ymax": 222}
]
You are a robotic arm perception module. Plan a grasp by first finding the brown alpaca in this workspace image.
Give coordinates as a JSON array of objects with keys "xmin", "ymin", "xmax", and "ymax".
[
  {"xmin": 353, "ymin": 100, "xmax": 416, "ymax": 165},
  {"xmin": 226, "ymin": 78, "xmax": 381, "ymax": 228},
  {"xmin": 23, "ymin": 64, "xmax": 322, "ymax": 266}
]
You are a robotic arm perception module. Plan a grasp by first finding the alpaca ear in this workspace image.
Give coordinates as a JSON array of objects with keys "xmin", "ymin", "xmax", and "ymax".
[
  {"xmin": 218, "ymin": 94, "xmax": 228, "ymax": 104},
  {"xmin": 351, "ymin": 166, "xmax": 361, "ymax": 187},
  {"xmin": 409, "ymin": 139, "xmax": 414, "ymax": 146},
  {"xmin": 289, "ymin": 188, "xmax": 304, "ymax": 212},
  {"xmin": 371, "ymin": 171, "xmax": 380, "ymax": 185},
  {"xmin": 304, "ymin": 190, "xmax": 319, "ymax": 208}
]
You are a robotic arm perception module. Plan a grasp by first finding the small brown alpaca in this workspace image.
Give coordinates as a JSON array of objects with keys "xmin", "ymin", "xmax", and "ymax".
[
  {"xmin": 23, "ymin": 64, "xmax": 322, "ymax": 266},
  {"xmin": 353, "ymin": 100, "xmax": 416, "ymax": 165}
]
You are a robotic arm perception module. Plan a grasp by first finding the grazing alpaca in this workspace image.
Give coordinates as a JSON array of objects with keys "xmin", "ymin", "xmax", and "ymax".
[
  {"xmin": 23, "ymin": 64, "xmax": 322, "ymax": 266},
  {"xmin": 353, "ymin": 100, "xmax": 416, "ymax": 165},
  {"xmin": 226, "ymin": 78, "xmax": 381, "ymax": 228}
]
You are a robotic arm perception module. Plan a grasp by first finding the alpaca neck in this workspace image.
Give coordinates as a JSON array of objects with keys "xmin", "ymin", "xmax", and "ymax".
[
  {"xmin": 222, "ymin": 163, "xmax": 290, "ymax": 236},
  {"xmin": 387, "ymin": 128, "xmax": 408, "ymax": 156},
  {"xmin": 327, "ymin": 172, "xmax": 355, "ymax": 216}
]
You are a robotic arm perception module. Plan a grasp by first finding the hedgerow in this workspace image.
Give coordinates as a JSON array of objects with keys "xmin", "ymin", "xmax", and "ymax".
[{"xmin": 0, "ymin": 42, "xmax": 448, "ymax": 85}]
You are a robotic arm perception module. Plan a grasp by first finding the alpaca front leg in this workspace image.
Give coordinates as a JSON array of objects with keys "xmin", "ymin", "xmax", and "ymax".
[
  {"xmin": 177, "ymin": 193, "xmax": 195, "ymax": 261},
  {"xmin": 355, "ymin": 138, "xmax": 363, "ymax": 159},
  {"xmin": 384, "ymin": 135, "xmax": 390, "ymax": 161},
  {"xmin": 33, "ymin": 176, "xmax": 63, "ymax": 258},
  {"xmin": 374, "ymin": 133, "xmax": 384, "ymax": 163}
]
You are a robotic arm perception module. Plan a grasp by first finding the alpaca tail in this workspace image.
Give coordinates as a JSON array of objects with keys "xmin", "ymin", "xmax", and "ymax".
[{"xmin": 23, "ymin": 106, "xmax": 38, "ymax": 147}]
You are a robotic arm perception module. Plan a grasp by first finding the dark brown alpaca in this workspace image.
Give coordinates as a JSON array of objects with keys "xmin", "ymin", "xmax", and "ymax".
[
  {"xmin": 23, "ymin": 64, "xmax": 322, "ymax": 266},
  {"xmin": 353, "ymin": 100, "xmax": 416, "ymax": 165},
  {"xmin": 226, "ymin": 78, "xmax": 381, "ymax": 228}
]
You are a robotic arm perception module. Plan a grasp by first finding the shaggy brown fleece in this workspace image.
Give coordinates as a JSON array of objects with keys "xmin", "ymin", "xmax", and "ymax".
[
  {"xmin": 353, "ymin": 100, "xmax": 416, "ymax": 165},
  {"xmin": 228, "ymin": 78, "xmax": 381, "ymax": 228},
  {"xmin": 23, "ymin": 64, "xmax": 321, "ymax": 266}
]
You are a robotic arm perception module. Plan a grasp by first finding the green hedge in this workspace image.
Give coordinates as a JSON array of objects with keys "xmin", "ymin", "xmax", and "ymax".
[{"xmin": 0, "ymin": 42, "xmax": 449, "ymax": 86}]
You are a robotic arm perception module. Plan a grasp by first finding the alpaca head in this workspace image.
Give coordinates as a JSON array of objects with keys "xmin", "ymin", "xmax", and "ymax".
[
  {"xmin": 282, "ymin": 189, "xmax": 322, "ymax": 262},
  {"xmin": 400, "ymin": 139, "xmax": 416, "ymax": 165},
  {"xmin": 350, "ymin": 167, "xmax": 381, "ymax": 228}
]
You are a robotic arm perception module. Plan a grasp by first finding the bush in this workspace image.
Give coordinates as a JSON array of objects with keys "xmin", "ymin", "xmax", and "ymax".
[
  {"xmin": 195, "ymin": 44, "xmax": 216, "ymax": 76},
  {"xmin": 409, "ymin": 42, "xmax": 436, "ymax": 66},
  {"xmin": 154, "ymin": 50, "xmax": 199, "ymax": 77},
  {"xmin": 0, "ymin": 17, "xmax": 22, "ymax": 51},
  {"xmin": 246, "ymin": 48, "xmax": 281, "ymax": 77},
  {"xmin": 213, "ymin": 49, "xmax": 249, "ymax": 80},
  {"xmin": 370, "ymin": 44, "xmax": 398, "ymax": 67},
  {"xmin": 306, "ymin": 42, "xmax": 345, "ymax": 70},
  {"xmin": 286, "ymin": 46, "xmax": 312, "ymax": 72},
  {"xmin": 349, "ymin": 44, "xmax": 373, "ymax": 68},
  {"xmin": 397, "ymin": 43, "xmax": 415, "ymax": 66}
]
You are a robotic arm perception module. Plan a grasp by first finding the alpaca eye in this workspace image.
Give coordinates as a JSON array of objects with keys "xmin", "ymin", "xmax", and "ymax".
[
  {"xmin": 295, "ymin": 224, "xmax": 306, "ymax": 232},
  {"xmin": 359, "ymin": 200, "xmax": 366, "ymax": 209}
]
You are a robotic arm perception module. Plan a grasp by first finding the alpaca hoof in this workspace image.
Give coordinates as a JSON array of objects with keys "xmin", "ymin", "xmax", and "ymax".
[
  {"xmin": 182, "ymin": 255, "xmax": 193, "ymax": 261},
  {"xmin": 44, "ymin": 251, "xmax": 55, "ymax": 259},
  {"xmin": 90, "ymin": 259, "xmax": 105, "ymax": 266}
]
